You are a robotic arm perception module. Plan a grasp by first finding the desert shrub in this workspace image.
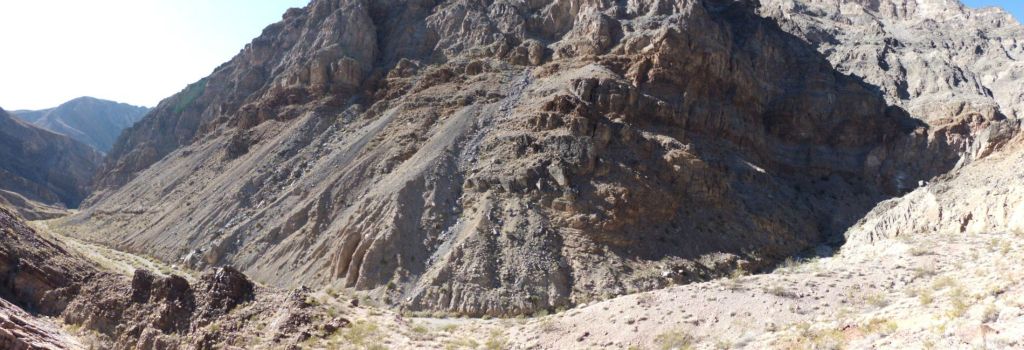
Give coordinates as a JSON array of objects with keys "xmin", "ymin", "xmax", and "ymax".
[
  {"xmin": 484, "ymin": 330, "xmax": 508, "ymax": 350},
  {"xmin": 655, "ymin": 329, "xmax": 694, "ymax": 350},
  {"xmin": 764, "ymin": 285, "xmax": 798, "ymax": 298},
  {"xmin": 343, "ymin": 320, "xmax": 383, "ymax": 348}
]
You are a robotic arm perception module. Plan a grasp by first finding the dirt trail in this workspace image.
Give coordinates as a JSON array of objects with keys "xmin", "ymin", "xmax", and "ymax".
[{"xmin": 30, "ymin": 220, "xmax": 197, "ymax": 283}]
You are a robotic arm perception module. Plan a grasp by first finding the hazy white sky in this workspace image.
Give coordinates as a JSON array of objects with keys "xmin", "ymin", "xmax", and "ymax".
[{"xmin": 0, "ymin": 0, "xmax": 309, "ymax": 110}]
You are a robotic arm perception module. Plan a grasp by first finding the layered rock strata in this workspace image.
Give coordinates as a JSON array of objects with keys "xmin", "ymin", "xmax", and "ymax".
[{"xmin": 72, "ymin": 0, "xmax": 1015, "ymax": 315}]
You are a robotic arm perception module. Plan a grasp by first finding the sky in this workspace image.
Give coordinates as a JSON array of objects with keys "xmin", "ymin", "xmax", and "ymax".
[
  {"xmin": 0, "ymin": 0, "xmax": 309, "ymax": 110},
  {"xmin": 963, "ymin": 1, "xmax": 1024, "ymax": 21}
]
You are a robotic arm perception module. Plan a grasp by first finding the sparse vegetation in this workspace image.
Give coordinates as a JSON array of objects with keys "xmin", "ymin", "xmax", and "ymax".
[
  {"xmin": 865, "ymin": 292, "xmax": 890, "ymax": 308},
  {"xmin": 483, "ymin": 330, "xmax": 508, "ymax": 350},
  {"xmin": 655, "ymin": 329, "xmax": 695, "ymax": 350},
  {"xmin": 787, "ymin": 322, "xmax": 846, "ymax": 350},
  {"xmin": 208, "ymin": 320, "xmax": 221, "ymax": 333},
  {"xmin": 173, "ymin": 79, "xmax": 207, "ymax": 114},
  {"xmin": 764, "ymin": 285, "xmax": 798, "ymax": 298},
  {"xmin": 637, "ymin": 293, "xmax": 656, "ymax": 307},
  {"xmin": 999, "ymin": 240, "xmax": 1012, "ymax": 255},
  {"xmin": 931, "ymin": 276, "xmax": 958, "ymax": 290},
  {"xmin": 945, "ymin": 286, "xmax": 970, "ymax": 318},
  {"xmin": 863, "ymin": 318, "xmax": 898, "ymax": 336},
  {"xmin": 909, "ymin": 245, "xmax": 934, "ymax": 256},
  {"xmin": 918, "ymin": 289, "xmax": 934, "ymax": 305},
  {"xmin": 538, "ymin": 319, "xmax": 558, "ymax": 333},
  {"xmin": 912, "ymin": 264, "xmax": 938, "ymax": 280},
  {"xmin": 780, "ymin": 257, "xmax": 799, "ymax": 270},
  {"xmin": 411, "ymin": 323, "xmax": 429, "ymax": 334},
  {"xmin": 982, "ymin": 303, "xmax": 1000, "ymax": 323},
  {"xmin": 342, "ymin": 320, "xmax": 384, "ymax": 348},
  {"xmin": 723, "ymin": 268, "xmax": 748, "ymax": 290},
  {"xmin": 445, "ymin": 337, "xmax": 480, "ymax": 350}
]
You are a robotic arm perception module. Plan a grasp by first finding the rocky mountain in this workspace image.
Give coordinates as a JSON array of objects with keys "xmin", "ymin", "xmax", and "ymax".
[
  {"xmin": 760, "ymin": 0, "xmax": 1024, "ymax": 122},
  {"xmin": 0, "ymin": 107, "xmax": 102, "ymax": 219},
  {"xmin": 754, "ymin": 0, "xmax": 1024, "ymax": 252},
  {"xmin": 0, "ymin": 0, "xmax": 1022, "ymax": 348},
  {"xmin": 66, "ymin": 0, "xmax": 1016, "ymax": 317},
  {"xmin": 13, "ymin": 97, "xmax": 150, "ymax": 153}
]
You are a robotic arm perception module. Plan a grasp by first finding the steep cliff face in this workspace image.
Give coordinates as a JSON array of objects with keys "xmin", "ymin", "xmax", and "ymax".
[
  {"xmin": 14, "ymin": 97, "xmax": 150, "ymax": 153},
  {"xmin": 757, "ymin": 0, "xmax": 1024, "ymax": 248},
  {"xmin": 760, "ymin": 0, "xmax": 1024, "ymax": 123},
  {"xmin": 0, "ymin": 108, "xmax": 102, "ymax": 219},
  {"xmin": 72, "ymin": 0, "xmax": 1001, "ymax": 316}
]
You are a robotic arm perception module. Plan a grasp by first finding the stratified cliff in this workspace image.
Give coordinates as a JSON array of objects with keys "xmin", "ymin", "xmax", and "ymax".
[{"xmin": 71, "ymin": 0, "xmax": 1012, "ymax": 316}]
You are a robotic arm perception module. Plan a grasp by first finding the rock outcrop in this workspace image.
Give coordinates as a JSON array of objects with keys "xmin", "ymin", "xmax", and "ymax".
[
  {"xmin": 66, "ymin": 0, "xmax": 1012, "ymax": 316},
  {"xmin": 0, "ymin": 108, "xmax": 102, "ymax": 219},
  {"xmin": 13, "ymin": 97, "xmax": 149, "ymax": 153},
  {"xmin": 0, "ymin": 298, "xmax": 84, "ymax": 350},
  {"xmin": 0, "ymin": 205, "xmax": 320, "ymax": 349},
  {"xmin": 755, "ymin": 0, "xmax": 1024, "ymax": 245},
  {"xmin": 760, "ymin": 0, "xmax": 1024, "ymax": 123},
  {"xmin": 61, "ymin": 267, "xmax": 260, "ymax": 349},
  {"xmin": 847, "ymin": 121, "xmax": 1024, "ymax": 244}
]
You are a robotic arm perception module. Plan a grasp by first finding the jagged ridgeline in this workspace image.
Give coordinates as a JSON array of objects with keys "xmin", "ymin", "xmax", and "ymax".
[{"xmin": 69, "ymin": 0, "xmax": 999, "ymax": 316}]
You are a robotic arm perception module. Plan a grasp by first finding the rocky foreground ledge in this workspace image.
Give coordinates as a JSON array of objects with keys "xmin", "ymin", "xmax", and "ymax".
[{"xmin": 0, "ymin": 206, "xmax": 341, "ymax": 349}]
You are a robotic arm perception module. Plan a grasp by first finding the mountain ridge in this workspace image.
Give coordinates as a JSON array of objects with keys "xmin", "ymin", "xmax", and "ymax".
[
  {"xmin": 1, "ymin": 0, "xmax": 1023, "ymax": 348},
  {"xmin": 0, "ymin": 107, "xmax": 102, "ymax": 219},
  {"xmin": 13, "ymin": 97, "xmax": 149, "ymax": 153},
  {"xmin": 65, "ymin": 0, "xmax": 1013, "ymax": 316}
]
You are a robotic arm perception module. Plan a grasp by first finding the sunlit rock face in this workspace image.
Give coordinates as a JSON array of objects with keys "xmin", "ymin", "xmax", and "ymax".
[
  {"xmin": 74, "ymin": 0, "xmax": 1017, "ymax": 316},
  {"xmin": 761, "ymin": 0, "xmax": 1024, "ymax": 123}
]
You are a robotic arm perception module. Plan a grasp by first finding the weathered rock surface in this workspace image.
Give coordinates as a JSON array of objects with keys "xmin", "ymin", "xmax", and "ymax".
[
  {"xmin": 0, "ymin": 207, "xmax": 91, "ymax": 316},
  {"xmin": 761, "ymin": 0, "xmax": 1024, "ymax": 123},
  {"xmin": 13, "ymin": 97, "xmax": 150, "ymax": 153},
  {"xmin": 0, "ymin": 298, "xmax": 83, "ymax": 350},
  {"xmin": 755, "ymin": 0, "xmax": 1024, "ymax": 247},
  {"xmin": 847, "ymin": 122, "xmax": 1024, "ymax": 244},
  {"xmin": 0, "ymin": 206, "xmax": 323, "ymax": 349},
  {"xmin": 65, "ymin": 0, "xmax": 1016, "ymax": 316},
  {"xmin": 0, "ymin": 108, "xmax": 102, "ymax": 219}
]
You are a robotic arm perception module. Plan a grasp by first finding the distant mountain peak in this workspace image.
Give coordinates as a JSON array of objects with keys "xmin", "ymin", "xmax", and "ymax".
[{"xmin": 12, "ymin": 97, "xmax": 150, "ymax": 153}]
